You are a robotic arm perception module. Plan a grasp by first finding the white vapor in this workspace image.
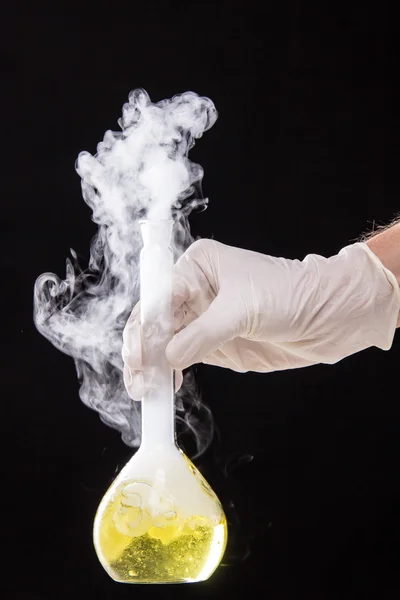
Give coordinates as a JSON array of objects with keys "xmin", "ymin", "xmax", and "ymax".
[{"xmin": 33, "ymin": 88, "xmax": 217, "ymax": 455}]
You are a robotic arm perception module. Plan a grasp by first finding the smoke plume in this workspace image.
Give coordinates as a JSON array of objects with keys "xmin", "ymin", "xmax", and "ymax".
[{"xmin": 33, "ymin": 88, "xmax": 217, "ymax": 455}]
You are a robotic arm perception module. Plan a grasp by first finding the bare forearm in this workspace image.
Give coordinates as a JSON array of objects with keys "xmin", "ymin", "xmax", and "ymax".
[
  {"xmin": 362, "ymin": 217, "xmax": 400, "ymax": 326},
  {"xmin": 365, "ymin": 220, "xmax": 400, "ymax": 285}
]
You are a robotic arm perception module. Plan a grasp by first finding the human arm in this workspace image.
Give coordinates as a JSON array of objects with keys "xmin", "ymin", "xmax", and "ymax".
[
  {"xmin": 364, "ymin": 218, "xmax": 400, "ymax": 284},
  {"xmin": 364, "ymin": 219, "xmax": 400, "ymax": 326},
  {"xmin": 122, "ymin": 226, "xmax": 400, "ymax": 399}
]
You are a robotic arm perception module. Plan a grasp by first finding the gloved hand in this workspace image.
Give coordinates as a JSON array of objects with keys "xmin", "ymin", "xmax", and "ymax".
[{"xmin": 122, "ymin": 238, "xmax": 400, "ymax": 399}]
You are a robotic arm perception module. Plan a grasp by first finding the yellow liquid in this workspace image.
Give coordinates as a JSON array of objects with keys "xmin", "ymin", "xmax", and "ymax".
[{"xmin": 94, "ymin": 480, "xmax": 227, "ymax": 583}]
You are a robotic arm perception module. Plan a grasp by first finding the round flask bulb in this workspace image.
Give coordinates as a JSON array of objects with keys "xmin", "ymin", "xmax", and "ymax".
[{"xmin": 93, "ymin": 446, "xmax": 228, "ymax": 583}]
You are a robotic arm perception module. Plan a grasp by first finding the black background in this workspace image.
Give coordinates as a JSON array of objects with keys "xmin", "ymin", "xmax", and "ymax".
[{"xmin": 3, "ymin": 1, "xmax": 400, "ymax": 599}]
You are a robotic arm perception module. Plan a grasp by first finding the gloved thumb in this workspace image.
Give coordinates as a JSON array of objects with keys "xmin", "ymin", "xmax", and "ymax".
[{"xmin": 165, "ymin": 295, "xmax": 236, "ymax": 370}]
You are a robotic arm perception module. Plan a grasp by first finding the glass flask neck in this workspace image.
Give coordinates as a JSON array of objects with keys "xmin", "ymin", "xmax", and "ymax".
[
  {"xmin": 139, "ymin": 219, "xmax": 176, "ymax": 451},
  {"xmin": 140, "ymin": 219, "xmax": 173, "ymax": 248}
]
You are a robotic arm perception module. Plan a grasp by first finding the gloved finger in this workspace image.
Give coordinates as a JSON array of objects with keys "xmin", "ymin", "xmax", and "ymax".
[
  {"xmin": 174, "ymin": 308, "xmax": 186, "ymax": 332},
  {"xmin": 174, "ymin": 369, "xmax": 183, "ymax": 392},
  {"xmin": 171, "ymin": 242, "xmax": 217, "ymax": 312},
  {"xmin": 123, "ymin": 300, "xmax": 188, "ymax": 380},
  {"xmin": 123, "ymin": 364, "xmax": 144, "ymax": 401},
  {"xmin": 165, "ymin": 294, "xmax": 238, "ymax": 370},
  {"xmin": 122, "ymin": 323, "xmax": 142, "ymax": 371},
  {"xmin": 124, "ymin": 301, "xmax": 140, "ymax": 328},
  {"xmin": 202, "ymin": 346, "xmax": 248, "ymax": 372},
  {"xmin": 123, "ymin": 302, "xmax": 142, "ymax": 362},
  {"xmin": 171, "ymin": 274, "xmax": 190, "ymax": 312}
]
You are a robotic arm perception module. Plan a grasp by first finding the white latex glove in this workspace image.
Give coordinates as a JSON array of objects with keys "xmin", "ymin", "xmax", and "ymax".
[{"xmin": 122, "ymin": 239, "xmax": 400, "ymax": 399}]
